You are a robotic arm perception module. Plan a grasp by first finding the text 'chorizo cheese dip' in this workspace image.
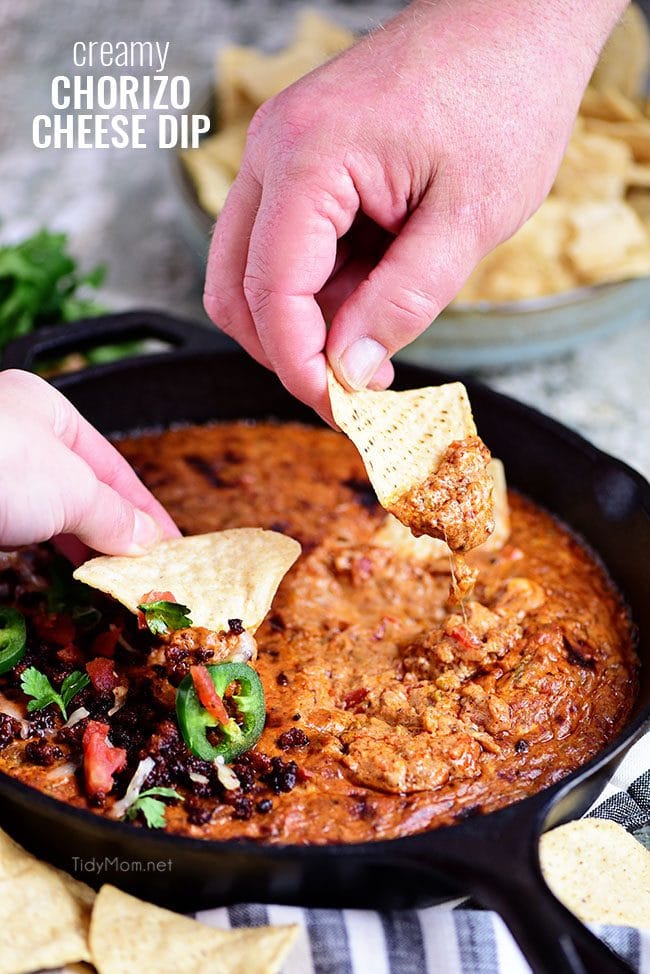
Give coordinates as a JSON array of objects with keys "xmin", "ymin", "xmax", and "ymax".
[{"xmin": 0, "ymin": 422, "xmax": 638, "ymax": 843}]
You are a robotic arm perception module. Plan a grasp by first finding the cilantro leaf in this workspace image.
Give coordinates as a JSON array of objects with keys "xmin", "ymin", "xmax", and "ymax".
[
  {"xmin": 20, "ymin": 668, "xmax": 59, "ymax": 713},
  {"xmin": 0, "ymin": 230, "xmax": 106, "ymax": 350},
  {"xmin": 133, "ymin": 797, "xmax": 167, "ymax": 829},
  {"xmin": 124, "ymin": 787, "xmax": 181, "ymax": 829},
  {"xmin": 61, "ymin": 670, "xmax": 91, "ymax": 710},
  {"xmin": 0, "ymin": 229, "xmax": 143, "ymax": 366},
  {"xmin": 137, "ymin": 600, "xmax": 192, "ymax": 636},
  {"xmin": 20, "ymin": 666, "xmax": 89, "ymax": 720}
]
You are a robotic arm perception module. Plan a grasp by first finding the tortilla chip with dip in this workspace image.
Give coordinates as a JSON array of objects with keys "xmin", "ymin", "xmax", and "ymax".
[
  {"xmin": 540, "ymin": 818, "xmax": 650, "ymax": 928},
  {"xmin": 74, "ymin": 528, "xmax": 300, "ymax": 634},
  {"xmin": 373, "ymin": 458, "xmax": 510, "ymax": 563},
  {"xmin": 327, "ymin": 369, "xmax": 495, "ymax": 552},
  {"xmin": 90, "ymin": 885, "xmax": 298, "ymax": 974},
  {"xmin": 0, "ymin": 828, "xmax": 95, "ymax": 974}
]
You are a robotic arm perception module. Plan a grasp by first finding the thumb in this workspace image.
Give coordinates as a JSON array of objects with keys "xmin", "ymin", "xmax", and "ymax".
[
  {"xmin": 1, "ymin": 438, "xmax": 163, "ymax": 556},
  {"xmin": 325, "ymin": 201, "xmax": 482, "ymax": 389},
  {"xmin": 67, "ymin": 480, "xmax": 163, "ymax": 556},
  {"xmin": 60, "ymin": 444, "xmax": 163, "ymax": 555}
]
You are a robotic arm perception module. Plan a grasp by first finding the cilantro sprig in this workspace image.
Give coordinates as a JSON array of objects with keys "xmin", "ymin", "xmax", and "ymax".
[
  {"xmin": 0, "ymin": 228, "xmax": 142, "ymax": 365},
  {"xmin": 123, "ymin": 787, "xmax": 181, "ymax": 829},
  {"xmin": 20, "ymin": 667, "xmax": 90, "ymax": 720},
  {"xmin": 0, "ymin": 229, "xmax": 105, "ymax": 348},
  {"xmin": 137, "ymin": 600, "xmax": 192, "ymax": 636}
]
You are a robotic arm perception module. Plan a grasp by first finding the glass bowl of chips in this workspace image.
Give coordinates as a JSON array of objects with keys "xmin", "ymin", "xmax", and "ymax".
[{"xmin": 175, "ymin": 5, "xmax": 650, "ymax": 370}]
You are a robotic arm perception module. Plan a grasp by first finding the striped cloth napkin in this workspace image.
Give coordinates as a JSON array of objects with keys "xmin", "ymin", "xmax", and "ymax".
[{"xmin": 192, "ymin": 732, "xmax": 650, "ymax": 974}]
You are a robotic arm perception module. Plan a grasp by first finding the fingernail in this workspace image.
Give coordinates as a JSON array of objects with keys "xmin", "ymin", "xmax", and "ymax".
[
  {"xmin": 130, "ymin": 510, "xmax": 163, "ymax": 554},
  {"xmin": 338, "ymin": 338, "xmax": 388, "ymax": 391}
]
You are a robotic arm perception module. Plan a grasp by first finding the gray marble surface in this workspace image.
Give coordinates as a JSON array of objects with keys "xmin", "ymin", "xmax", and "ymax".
[{"xmin": 2, "ymin": 0, "xmax": 649, "ymax": 481}]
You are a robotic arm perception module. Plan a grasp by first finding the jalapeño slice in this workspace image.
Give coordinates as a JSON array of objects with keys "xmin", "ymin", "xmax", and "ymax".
[
  {"xmin": 0, "ymin": 608, "xmax": 26, "ymax": 674},
  {"xmin": 176, "ymin": 662, "xmax": 265, "ymax": 763}
]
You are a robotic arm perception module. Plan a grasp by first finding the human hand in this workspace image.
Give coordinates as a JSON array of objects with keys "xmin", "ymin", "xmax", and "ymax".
[
  {"xmin": 0, "ymin": 370, "xmax": 179, "ymax": 560},
  {"xmin": 204, "ymin": 0, "xmax": 625, "ymax": 421}
]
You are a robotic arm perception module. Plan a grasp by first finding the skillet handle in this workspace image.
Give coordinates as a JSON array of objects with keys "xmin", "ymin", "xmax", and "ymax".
[
  {"xmin": 408, "ymin": 796, "xmax": 634, "ymax": 974},
  {"xmin": 1, "ymin": 310, "xmax": 222, "ymax": 372}
]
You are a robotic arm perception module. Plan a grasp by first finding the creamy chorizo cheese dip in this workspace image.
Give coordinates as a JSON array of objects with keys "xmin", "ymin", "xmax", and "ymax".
[{"xmin": 0, "ymin": 422, "xmax": 638, "ymax": 843}]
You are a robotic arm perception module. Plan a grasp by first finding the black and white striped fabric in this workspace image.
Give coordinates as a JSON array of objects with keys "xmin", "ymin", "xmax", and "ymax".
[{"xmin": 195, "ymin": 733, "xmax": 650, "ymax": 973}]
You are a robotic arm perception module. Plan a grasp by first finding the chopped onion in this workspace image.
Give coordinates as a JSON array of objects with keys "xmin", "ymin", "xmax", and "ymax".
[
  {"xmin": 45, "ymin": 761, "xmax": 79, "ymax": 782},
  {"xmin": 108, "ymin": 685, "xmax": 128, "ymax": 717},
  {"xmin": 111, "ymin": 756, "xmax": 155, "ymax": 819},
  {"xmin": 188, "ymin": 772, "xmax": 209, "ymax": 785},
  {"xmin": 214, "ymin": 757, "xmax": 240, "ymax": 791},
  {"xmin": 63, "ymin": 706, "xmax": 90, "ymax": 728},
  {"xmin": 230, "ymin": 631, "xmax": 256, "ymax": 663}
]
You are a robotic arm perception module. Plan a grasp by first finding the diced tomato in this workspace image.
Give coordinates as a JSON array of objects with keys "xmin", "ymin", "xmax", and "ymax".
[
  {"xmin": 190, "ymin": 664, "xmax": 230, "ymax": 725},
  {"xmin": 82, "ymin": 721, "xmax": 127, "ymax": 797},
  {"xmin": 91, "ymin": 624, "xmax": 122, "ymax": 658},
  {"xmin": 140, "ymin": 590, "xmax": 176, "ymax": 603},
  {"xmin": 35, "ymin": 614, "xmax": 75, "ymax": 646},
  {"xmin": 86, "ymin": 657, "xmax": 119, "ymax": 693},
  {"xmin": 137, "ymin": 590, "xmax": 176, "ymax": 629},
  {"xmin": 56, "ymin": 643, "xmax": 85, "ymax": 667},
  {"xmin": 449, "ymin": 625, "xmax": 482, "ymax": 651}
]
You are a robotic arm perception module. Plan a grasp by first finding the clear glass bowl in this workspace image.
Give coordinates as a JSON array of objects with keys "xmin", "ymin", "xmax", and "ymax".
[{"xmin": 399, "ymin": 279, "xmax": 650, "ymax": 371}]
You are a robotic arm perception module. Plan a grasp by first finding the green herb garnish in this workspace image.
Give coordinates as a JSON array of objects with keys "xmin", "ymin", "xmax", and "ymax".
[
  {"xmin": 0, "ymin": 229, "xmax": 105, "ymax": 349},
  {"xmin": 137, "ymin": 601, "xmax": 192, "ymax": 636},
  {"xmin": 20, "ymin": 667, "xmax": 90, "ymax": 720},
  {"xmin": 123, "ymin": 788, "xmax": 181, "ymax": 829},
  {"xmin": 0, "ymin": 229, "xmax": 144, "ymax": 367}
]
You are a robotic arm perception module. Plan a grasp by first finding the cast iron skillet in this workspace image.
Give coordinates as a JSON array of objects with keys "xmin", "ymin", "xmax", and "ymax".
[{"xmin": 2, "ymin": 312, "xmax": 649, "ymax": 974}]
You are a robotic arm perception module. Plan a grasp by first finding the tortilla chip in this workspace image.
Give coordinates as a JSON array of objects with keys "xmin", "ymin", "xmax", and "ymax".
[
  {"xmin": 564, "ymin": 199, "xmax": 650, "ymax": 279},
  {"xmin": 627, "ymin": 187, "xmax": 650, "ymax": 229},
  {"xmin": 74, "ymin": 529, "xmax": 301, "ymax": 634},
  {"xmin": 583, "ymin": 117, "xmax": 650, "ymax": 163},
  {"xmin": 327, "ymin": 369, "xmax": 476, "ymax": 508},
  {"xmin": 454, "ymin": 198, "xmax": 576, "ymax": 303},
  {"xmin": 90, "ymin": 885, "xmax": 298, "ymax": 974},
  {"xmin": 553, "ymin": 131, "xmax": 631, "ymax": 201},
  {"xmin": 627, "ymin": 162, "xmax": 650, "ymax": 188},
  {"xmin": 580, "ymin": 86, "xmax": 644, "ymax": 123},
  {"xmin": 540, "ymin": 819, "xmax": 650, "ymax": 929},
  {"xmin": 0, "ymin": 828, "xmax": 94, "ymax": 973},
  {"xmin": 373, "ymin": 458, "xmax": 509, "ymax": 562}
]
